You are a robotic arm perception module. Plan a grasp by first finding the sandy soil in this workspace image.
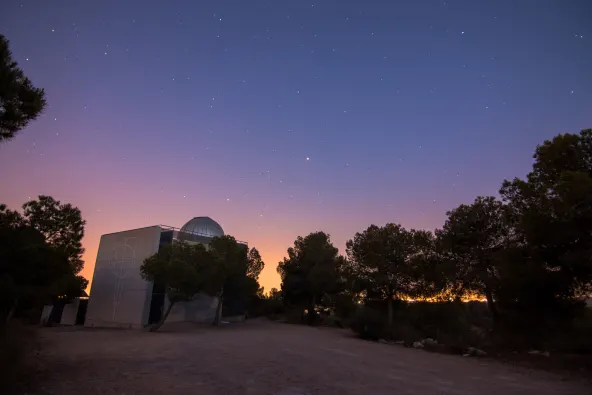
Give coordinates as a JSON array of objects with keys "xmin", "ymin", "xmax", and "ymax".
[{"xmin": 31, "ymin": 320, "xmax": 589, "ymax": 395}]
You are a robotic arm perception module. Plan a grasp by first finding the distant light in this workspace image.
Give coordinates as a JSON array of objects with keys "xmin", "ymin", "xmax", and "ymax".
[{"xmin": 306, "ymin": 157, "xmax": 310, "ymax": 161}]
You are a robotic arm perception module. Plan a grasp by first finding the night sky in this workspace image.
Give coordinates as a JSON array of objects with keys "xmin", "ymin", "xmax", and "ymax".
[{"xmin": 1, "ymin": 1, "xmax": 590, "ymax": 292}]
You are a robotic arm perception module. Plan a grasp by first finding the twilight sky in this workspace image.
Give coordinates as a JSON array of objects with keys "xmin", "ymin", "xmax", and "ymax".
[{"xmin": 0, "ymin": 0, "xmax": 590, "ymax": 292}]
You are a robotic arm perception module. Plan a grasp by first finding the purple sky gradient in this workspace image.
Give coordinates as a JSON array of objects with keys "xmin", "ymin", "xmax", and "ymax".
[{"xmin": 1, "ymin": 0, "xmax": 590, "ymax": 291}]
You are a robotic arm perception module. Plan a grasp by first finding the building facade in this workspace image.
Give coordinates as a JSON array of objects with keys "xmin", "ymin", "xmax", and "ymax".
[{"xmin": 85, "ymin": 217, "xmax": 244, "ymax": 329}]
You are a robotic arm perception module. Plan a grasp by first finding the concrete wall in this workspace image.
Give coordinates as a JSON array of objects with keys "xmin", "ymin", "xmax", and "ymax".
[
  {"xmin": 85, "ymin": 226, "xmax": 161, "ymax": 328},
  {"xmin": 40, "ymin": 305, "xmax": 53, "ymax": 326},
  {"xmin": 167, "ymin": 294, "xmax": 219, "ymax": 324},
  {"xmin": 60, "ymin": 298, "xmax": 80, "ymax": 325}
]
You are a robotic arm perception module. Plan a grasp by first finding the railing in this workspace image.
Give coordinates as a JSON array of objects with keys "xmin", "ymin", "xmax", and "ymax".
[{"xmin": 158, "ymin": 224, "xmax": 248, "ymax": 245}]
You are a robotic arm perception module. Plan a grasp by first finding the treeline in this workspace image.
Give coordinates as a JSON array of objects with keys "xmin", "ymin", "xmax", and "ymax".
[{"xmin": 271, "ymin": 129, "xmax": 592, "ymax": 353}]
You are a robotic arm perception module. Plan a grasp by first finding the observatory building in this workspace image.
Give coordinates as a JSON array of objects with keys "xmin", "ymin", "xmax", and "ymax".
[{"xmin": 85, "ymin": 217, "xmax": 246, "ymax": 329}]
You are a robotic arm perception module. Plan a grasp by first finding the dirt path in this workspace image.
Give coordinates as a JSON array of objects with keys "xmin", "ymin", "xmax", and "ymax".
[{"xmin": 32, "ymin": 320, "xmax": 588, "ymax": 395}]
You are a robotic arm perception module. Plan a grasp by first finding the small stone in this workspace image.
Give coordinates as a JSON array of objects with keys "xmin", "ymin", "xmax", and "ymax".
[
  {"xmin": 467, "ymin": 347, "xmax": 487, "ymax": 357},
  {"xmin": 378, "ymin": 339, "xmax": 387, "ymax": 344},
  {"xmin": 413, "ymin": 341, "xmax": 424, "ymax": 349},
  {"xmin": 463, "ymin": 353, "xmax": 470, "ymax": 357}
]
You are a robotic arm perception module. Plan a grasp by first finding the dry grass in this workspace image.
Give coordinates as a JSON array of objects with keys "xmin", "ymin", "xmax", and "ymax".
[{"xmin": 30, "ymin": 320, "xmax": 588, "ymax": 395}]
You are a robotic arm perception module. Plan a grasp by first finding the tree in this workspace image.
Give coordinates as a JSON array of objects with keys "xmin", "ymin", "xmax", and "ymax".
[
  {"xmin": 499, "ymin": 128, "xmax": 592, "ymax": 308},
  {"xmin": 1, "ymin": 199, "xmax": 88, "ymax": 324},
  {"xmin": 345, "ymin": 224, "xmax": 434, "ymax": 325},
  {"xmin": 0, "ymin": 35, "xmax": 46, "ymax": 142},
  {"xmin": 22, "ymin": 196, "xmax": 86, "ymax": 275},
  {"xmin": 247, "ymin": 247, "xmax": 264, "ymax": 280},
  {"xmin": 436, "ymin": 196, "xmax": 508, "ymax": 321},
  {"xmin": 140, "ymin": 241, "xmax": 212, "ymax": 331},
  {"xmin": 406, "ymin": 230, "xmax": 448, "ymax": 301},
  {"xmin": 268, "ymin": 288, "xmax": 282, "ymax": 300},
  {"xmin": 0, "ymin": 204, "xmax": 24, "ymax": 228},
  {"xmin": 278, "ymin": 232, "xmax": 342, "ymax": 325},
  {"xmin": 207, "ymin": 236, "xmax": 250, "ymax": 325},
  {"xmin": 0, "ymin": 224, "xmax": 71, "ymax": 323}
]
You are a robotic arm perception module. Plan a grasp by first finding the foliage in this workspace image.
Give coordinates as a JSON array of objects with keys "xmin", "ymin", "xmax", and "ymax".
[
  {"xmin": 268, "ymin": 287, "xmax": 282, "ymax": 300},
  {"xmin": 349, "ymin": 306, "xmax": 388, "ymax": 340},
  {"xmin": 207, "ymin": 236, "xmax": 251, "ymax": 324},
  {"xmin": 278, "ymin": 127, "xmax": 592, "ymax": 356},
  {"xmin": 247, "ymin": 247, "xmax": 264, "ymax": 280},
  {"xmin": 141, "ymin": 236, "xmax": 265, "ymax": 328},
  {"xmin": 248, "ymin": 288, "xmax": 285, "ymax": 319},
  {"xmin": 492, "ymin": 129, "xmax": 592, "ymax": 336},
  {"xmin": 22, "ymin": 195, "xmax": 86, "ymax": 275},
  {"xmin": 277, "ymin": 232, "xmax": 343, "ymax": 325},
  {"xmin": 436, "ymin": 196, "xmax": 508, "ymax": 320},
  {"xmin": 0, "ymin": 224, "xmax": 71, "ymax": 322},
  {"xmin": 345, "ymin": 224, "xmax": 437, "ymax": 324},
  {"xmin": 0, "ymin": 197, "xmax": 88, "ymax": 324},
  {"xmin": 350, "ymin": 301, "xmax": 491, "ymax": 349},
  {"xmin": 0, "ymin": 34, "xmax": 46, "ymax": 142},
  {"xmin": 141, "ymin": 241, "xmax": 212, "ymax": 331}
]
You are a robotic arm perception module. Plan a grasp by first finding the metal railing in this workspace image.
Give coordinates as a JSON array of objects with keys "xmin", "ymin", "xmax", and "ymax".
[{"xmin": 158, "ymin": 224, "xmax": 248, "ymax": 245}]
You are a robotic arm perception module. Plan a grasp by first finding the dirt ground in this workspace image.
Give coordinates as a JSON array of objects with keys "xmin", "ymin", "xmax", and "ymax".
[{"xmin": 31, "ymin": 320, "xmax": 589, "ymax": 395}]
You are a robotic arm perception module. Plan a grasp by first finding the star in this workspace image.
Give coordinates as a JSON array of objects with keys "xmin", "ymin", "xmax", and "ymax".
[{"xmin": 306, "ymin": 157, "xmax": 310, "ymax": 161}]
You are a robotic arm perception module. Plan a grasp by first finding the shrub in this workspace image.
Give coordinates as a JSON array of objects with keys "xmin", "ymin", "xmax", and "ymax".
[{"xmin": 350, "ymin": 306, "xmax": 388, "ymax": 340}]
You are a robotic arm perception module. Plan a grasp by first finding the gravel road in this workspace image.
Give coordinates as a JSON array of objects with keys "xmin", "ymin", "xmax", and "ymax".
[{"xmin": 32, "ymin": 320, "xmax": 588, "ymax": 395}]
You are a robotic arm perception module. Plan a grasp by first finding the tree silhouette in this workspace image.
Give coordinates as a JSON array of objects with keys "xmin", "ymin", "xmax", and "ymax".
[
  {"xmin": 207, "ymin": 235, "xmax": 250, "ymax": 325},
  {"xmin": 436, "ymin": 196, "xmax": 508, "ymax": 321},
  {"xmin": 499, "ymin": 128, "xmax": 592, "ymax": 310},
  {"xmin": 22, "ymin": 195, "xmax": 86, "ymax": 275},
  {"xmin": 346, "ymin": 224, "xmax": 434, "ymax": 325},
  {"xmin": 0, "ymin": 35, "xmax": 46, "ymax": 142},
  {"xmin": 0, "ymin": 198, "xmax": 86, "ymax": 324},
  {"xmin": 278, "ymin": 232, "xmax": 342, "ymax": 325},
  {"xmin": 140, "ymin": 241, "xmax": 212, "ymax": 331}
]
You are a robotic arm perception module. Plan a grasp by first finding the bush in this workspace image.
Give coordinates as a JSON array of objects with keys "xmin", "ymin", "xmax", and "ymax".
[
  {"xmin": 350, "ymin": 307, "xmax": 388, "ymax": 340},
  {"xmin": 248, "ymin": 297, "xmax": 285, "ymax": 319},
  {"xmin": 346, "ymin": 300, "xmax": 592, "ymax": 357},
  {"xmin": 349, "ymin": 301, "xmax": 492, "ymax": 351}
]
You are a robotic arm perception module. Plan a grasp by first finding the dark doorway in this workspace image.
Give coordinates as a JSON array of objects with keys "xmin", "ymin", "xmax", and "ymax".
[{"xmin": 148, "ymin": 281, "xmax": 165, "ymax": 324}]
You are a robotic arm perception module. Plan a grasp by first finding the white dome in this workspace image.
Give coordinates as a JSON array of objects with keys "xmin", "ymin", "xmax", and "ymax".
[{"xmin": 180, "ymin": 217, "xmax": 224, "ymax": 238}]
